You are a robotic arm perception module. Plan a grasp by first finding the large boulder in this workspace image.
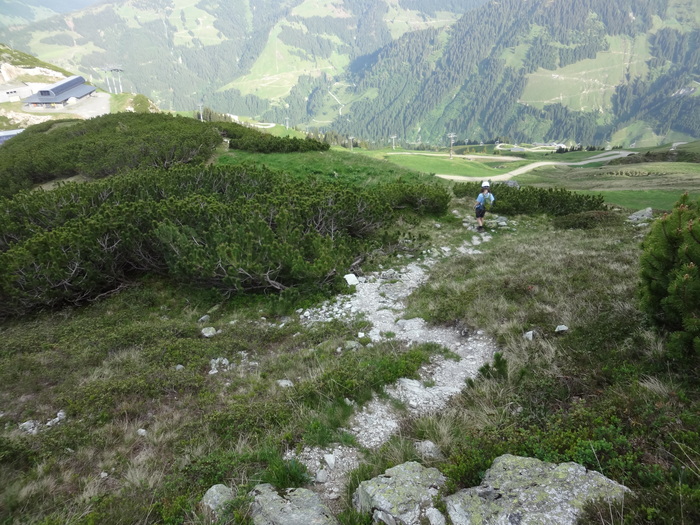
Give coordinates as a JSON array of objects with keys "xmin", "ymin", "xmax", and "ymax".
[
  {"xmin": 445, "ymin": 454, "xmax": 630, "ymax": 525},
  {"xmin": 249, "ymin": 483, "xmax": 338, "ymax": 525},
  {"xmin": 353, "ymin": 461, "xmax": 446, "ymax": 524}
]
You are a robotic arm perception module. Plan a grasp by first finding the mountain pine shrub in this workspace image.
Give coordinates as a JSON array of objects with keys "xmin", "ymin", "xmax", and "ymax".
[
  {"xmin": 0, "ymin": 165, "xmax": 448, "ymax": 317},
  {"xmin": 639, "ymin": 193, "xmax": 700, "ymax": 361},
  {"xmin": 452, "ymin": 182, "xmax": 604, "ymax": 216}
]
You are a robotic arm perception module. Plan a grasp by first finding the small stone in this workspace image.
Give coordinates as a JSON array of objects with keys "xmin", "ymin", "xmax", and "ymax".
[
  {"xmin": 324, "ymin": 454, "xmax": 336, "ymax": 470},
  {"xmin": 198, "ymin": 314, "xmax": 210, "ymax": 323},
  {"xmin": 415, "ymin": 440, "xmax": 445, "ymax": 461},
  {"xmin": 344, "ymin": 274, "xmax": 360, "ymax": 286},
  {"xmin": 315, "ymin": 468, "xmax": 328, "ymax": 483},
  {"xmin": 276, "ymin": 379, "xmax": 294, "ymax": 388},
  {"xmin": 357, "ymin": 332, "xmax": 365, "ymax": 338},
  {"xmin": 175, "ymin": 364, "xmax": 185, "ymax": 371},
  {"xmin": 100, "ymin": 471, "xmax": 109, "ymax": 479},
  {"xmin": 555, "ymin": 324, "xmax": 569, "ymax": 333},
  {"xmin": 19, "ymin": 420, "xmax": 40, "ymax": 435},
  {"xmin": 201, "ymin": 327, "xmax": 217, "ymax": 338},
  {"xmin": 524, "ymin": 330, "xmax": 534, "ymax": 341},
  {"xmin": 137, "ymin": 428, "xmax": 147, "ymax": 437},
  {"xmin": 344, "ymin": 340, "xmax": 361, "ymax": 351}
]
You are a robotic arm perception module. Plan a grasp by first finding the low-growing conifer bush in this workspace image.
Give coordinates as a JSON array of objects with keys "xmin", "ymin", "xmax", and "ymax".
[
  {"xmin": 452, "ymin": 182, "xmax": 604, "ymax": 216},
  {"xmin": 553, "ymin": 210, "xmax": 623, "ymax": 229},
  {"xmin": 640, "ymin": 193, "xmax": 700, "ymax": 361},
  {"xmin": 0, "ymin": 165, "xmax": 449, "ymax": 317}
]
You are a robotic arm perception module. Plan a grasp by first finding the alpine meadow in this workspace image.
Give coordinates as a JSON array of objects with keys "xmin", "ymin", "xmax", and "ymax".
[{"xmin": 1, "ymin": 1, "xmax": 700, "ymax": 524}]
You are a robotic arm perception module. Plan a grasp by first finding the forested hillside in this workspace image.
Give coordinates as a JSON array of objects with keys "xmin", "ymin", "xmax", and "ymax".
[
  {"xmin": 2, "ymin": 0, "xmax": 698, "ymax": 146},
  {"xmin": 0, "ymin": 0, "xmax": 478, "ymax": 112},
  {"xmin": 332, "ymin": 0, "xmax": 700, "ymax": 145}
]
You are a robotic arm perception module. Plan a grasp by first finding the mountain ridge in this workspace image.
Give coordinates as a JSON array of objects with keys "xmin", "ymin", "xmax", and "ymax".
[{"xmin": 1, "ymin": 0, "xmax": 698, "ymax": 146}]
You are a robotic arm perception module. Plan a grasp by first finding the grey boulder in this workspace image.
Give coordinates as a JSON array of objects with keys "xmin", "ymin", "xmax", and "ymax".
[
  {"xmin": 445, "ymin": 454, "xmax": 630, "ymax": 525},
  {"xmin": 353, "ymin": 461, "xmax": 446, "ymax": 524},
  {"xmin": 249, "ymin": 483, "xmax": 338, "ymax": 525}
]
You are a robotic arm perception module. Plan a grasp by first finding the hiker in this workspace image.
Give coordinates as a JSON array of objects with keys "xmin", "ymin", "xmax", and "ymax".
[{"xmin": 475, "ymin": 181, "xmax": 495, "ymax": 232}]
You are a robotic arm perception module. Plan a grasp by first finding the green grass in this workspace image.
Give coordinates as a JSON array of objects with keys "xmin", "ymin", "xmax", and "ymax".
[
  {"xmin": 520, "ymin": 34, "xmax": 650, "ymax": 112},
  {"xmin": 217, "ymin": 147, "xmax": 433, "ymax": 185},
  {"xmin": 0, "ymin": 274, "xmax": 439, "ymax": 523},
  {"xmin": 356, "ymin": 151, "xmax": 530, "ymax": 178},
  {"xmin": 514, "ymin": 160, "xmax": 700, "ymax": 209},
  {"xmin": 579, "ymin": 189, "xmax": 693, "ymax": 211}
]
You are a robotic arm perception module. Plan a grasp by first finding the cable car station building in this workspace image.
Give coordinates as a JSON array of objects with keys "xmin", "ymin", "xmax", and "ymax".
[{"xmin": 23, "ymin": 75, "xmax": 96, "ymax": 108}]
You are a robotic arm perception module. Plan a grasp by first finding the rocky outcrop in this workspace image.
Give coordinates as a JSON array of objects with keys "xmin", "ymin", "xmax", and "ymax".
[
  {"xmin": 352, "ymin": 462, "xmax": 446, "ymax": 525},
  {"xmin": 444, "ymin": 454, "xmax": 631, "ymax": 525},
  {"xmin": 249, "ymin": 483, "xmax": 339, "ymax": 525}
]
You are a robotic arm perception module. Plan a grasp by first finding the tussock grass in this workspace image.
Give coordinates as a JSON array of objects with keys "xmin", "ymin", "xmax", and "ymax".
[{"xmin": 0, "ymin": 272, "xmax": 441, "ymax": 522}]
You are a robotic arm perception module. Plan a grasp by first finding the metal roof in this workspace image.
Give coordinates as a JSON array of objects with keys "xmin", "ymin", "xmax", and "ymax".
[
  {"xmin": 23, "ymin": 75, "xmax": 96, "ymax": 104},
  {"xmin": 0, "ymin": 129, "xmax": 24, "ymax": 146}
]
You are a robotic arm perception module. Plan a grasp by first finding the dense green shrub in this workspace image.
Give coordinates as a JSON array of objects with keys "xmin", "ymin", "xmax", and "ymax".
[
  {"xmin": 0, "ymin": 165, "xmax": 449, "ymax": 317},
  {"xmin": 0, "ymin": 113, "xmax": 222, "ymax": 198},
  {"xmin": 553, "ymin": 210, "xmax": 623, "ymax": 229},
  {"xmin": 639, "ymin": 193, "xmax": 700, "ymax": 361},
  {"xmin": 452, "ymin": 182, "xmax": 604, "ymax": 216},
  {"xmin": 215, "ymin": 121, "xmax": 329, "ymax": 153}
]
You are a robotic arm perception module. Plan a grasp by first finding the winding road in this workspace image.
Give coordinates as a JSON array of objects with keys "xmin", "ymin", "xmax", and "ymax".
[{"xmin": 434, "ymin": 150, "xmax": 635, "ymax": 182}]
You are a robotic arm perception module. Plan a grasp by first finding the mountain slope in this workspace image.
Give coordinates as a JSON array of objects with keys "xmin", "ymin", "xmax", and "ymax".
[
  {"xmin": 331, "ymin": 0, "xmax": 700, "ymax": 145},
  {"xmin": 2, "ymin": 0, "xmax": 698, "ymax": 145},
  {"xmin": 0, "ymin": 0, "xmax": 481, "ymax": 112}
]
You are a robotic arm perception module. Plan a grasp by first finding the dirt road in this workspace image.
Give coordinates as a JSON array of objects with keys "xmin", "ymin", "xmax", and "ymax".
[{"xmin": 435, "ymin": 150, "xmax": 634, "ymax": 182}]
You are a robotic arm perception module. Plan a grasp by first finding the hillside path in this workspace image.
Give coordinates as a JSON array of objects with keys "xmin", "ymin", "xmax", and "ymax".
[{"xmin": 287, "ymin": 221, "xmax": 498, "ymax": 509}]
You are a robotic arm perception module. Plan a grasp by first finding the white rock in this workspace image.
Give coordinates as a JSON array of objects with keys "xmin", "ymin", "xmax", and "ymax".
[
  {"xmin": 344, "ymin": 273, "xmax": 360, "ymax": 286},
  {"xmin": 175, "ymin": 364, "xmax": 185, "ymax": 371},
  {"xmin": 524, "ymin": 330, "xmax": 534, "ymax": 341},
  {"xmin": 324, "ymin": 454, "xmax": 336, "ymax": 470},
  {"xmin": 19, "ymin": 420, "xmax": 40, "ymax": 435},
  {"xmin": 100, "ymin": 471, "xmax": 109, "ymax": 479},
  {"xmin": 198, "ymin": 314, "xmax": 210, "ymax": 323},
  {"xmin": 426, "ymin": 507, "xmax": 446, "ymax": 525},
  {"xmin": 555, "ymin": 325, "xmax": 569, "ymax": 333},
  {"xmin": 201, "ymin": 327, "xmax": 217, "ymax": 338},
  {"xmin": 315, "ymin": 468, "xmax": 329, "ymax": 483},
  {"xmin": 201, "ymin": 484, "xmax": 234, "ymax": 518},
  {"xmin": 276, "ymin": 379, "xmax": 294, "ymax": 388},
  {"xmin": 137, "ymin": 428, "xmax": 147, "ymax": 436},
  {"xmin": 209, "ymin": 357, "xmax": 230, "ymax": 375}
]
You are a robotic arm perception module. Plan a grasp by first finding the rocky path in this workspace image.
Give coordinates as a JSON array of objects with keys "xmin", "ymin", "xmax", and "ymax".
[{"xmin": 287, "ymin": 227, "xmax": 499, "ymax": 508}]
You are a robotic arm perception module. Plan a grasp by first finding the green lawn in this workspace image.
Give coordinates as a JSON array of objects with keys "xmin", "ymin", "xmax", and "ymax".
[
  {"xmin": 578, "ymin": 189, "xmax": 694, "ymax": 211},
  {"xmin": 217, "ymin": 148, "xmax": 432, "ymax": 185},
  {"xmin": 357, "ymin": 150, "xmax": 529, "ymax": 178}
]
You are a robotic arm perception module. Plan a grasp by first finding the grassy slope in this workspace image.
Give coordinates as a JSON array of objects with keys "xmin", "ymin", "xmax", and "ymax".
[
  {"xmin": 519, "ymin": 34, "xmax": 650, "ymax": 113},
  {"xmin": 359, "ymin": 149, "xmax": 531, "ymax": 179},
  {"xmin": 1, "ymin": 144, "xmax": 699, "ymax": 523}
]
